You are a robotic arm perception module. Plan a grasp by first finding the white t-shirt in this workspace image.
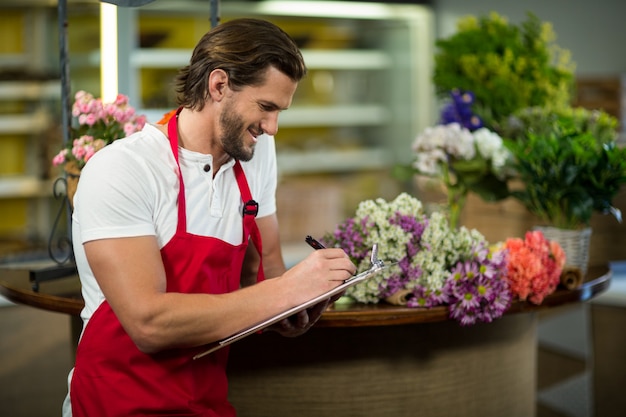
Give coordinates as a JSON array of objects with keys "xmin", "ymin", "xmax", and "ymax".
[{"xmin": 72, "ymin": 123, "xmax": 277, "ymax": 326}]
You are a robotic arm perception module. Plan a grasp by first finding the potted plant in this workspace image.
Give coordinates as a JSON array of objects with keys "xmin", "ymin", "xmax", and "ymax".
[
  {"xmin": 51, "ymin": 90, "xmax": 146, "ymax": 204},
  {"xmin": 433, "ymin": 11, "xmax": 575, "ymax": 132},
  {"xmin": 503, "ymin": 106, "xmax": 626, "ymax": 274}
]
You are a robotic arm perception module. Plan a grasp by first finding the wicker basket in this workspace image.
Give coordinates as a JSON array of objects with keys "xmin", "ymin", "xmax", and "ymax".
[
  {"xmin": 64, "ymin": 161, "xmax": 81, "ymax": 208},
  {"xmin": 533, "ymin": 225, "xmax": 592, "ymax": 276}
]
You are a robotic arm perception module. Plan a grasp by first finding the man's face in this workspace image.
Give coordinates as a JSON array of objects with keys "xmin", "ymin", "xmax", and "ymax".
[{"xmin": 218, "ymin": 67, "xmax": 298, "ymax": 161}]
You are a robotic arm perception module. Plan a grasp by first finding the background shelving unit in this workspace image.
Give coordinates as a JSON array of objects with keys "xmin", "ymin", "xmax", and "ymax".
[
  {"xmin": 0, "ymin": 1, "xmax": 435, "ymax": 261},
  {"xmin": 125, "ymin": 1, "xmax": 435, "ymax": 174},
  {"xmin": 0, "ymin": 6, "xmax": 61, "ymax": 257},
  {"xmin": 0, "ymin": 0, "xmax": 436, "ymax": 261},
  {"xmin": 111, "ymin": 1, "xmax": 436, "ymax": 247}
]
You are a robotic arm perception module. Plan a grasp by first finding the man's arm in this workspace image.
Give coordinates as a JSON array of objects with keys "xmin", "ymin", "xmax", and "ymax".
[{"xmin": 84, "ymin": 233, "xmax": 355, "ymax": 354}]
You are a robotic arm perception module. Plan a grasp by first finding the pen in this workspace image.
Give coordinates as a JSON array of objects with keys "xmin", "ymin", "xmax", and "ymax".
[{"xmin": 305, "ymin": 235, "xmax": 326, "ymax": 250}]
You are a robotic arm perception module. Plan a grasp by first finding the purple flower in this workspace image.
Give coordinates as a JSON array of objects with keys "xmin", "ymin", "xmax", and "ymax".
[
  {"xmin": 323, "ymin": 216, "xmax": 373, "ymax": 264},
  {"xmin": 380, "ymin": 272, "xmax": 411, "ymax": 298},
  {"xmin": 439, "ymin": 89, "xmax": 483, "ymax": 131},
  {"xmin": 407, "ymin": 287, "xmax": 437, "ymax": 308},
  {"xmin": 390, "ymin": 213, "xmax": 427, "ymax": 258},
  {"xmin": 443, "ymin": 247, "xmax": 512, "ymax": 326}
]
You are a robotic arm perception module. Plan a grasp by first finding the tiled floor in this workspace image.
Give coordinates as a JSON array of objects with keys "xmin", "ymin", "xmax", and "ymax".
[
  {"xmin": 0, "ymin": 303, "xmax": 73, "ymax": 417},
  {"xmin": 538, "ymin": 373, "xmax": 592, "ymax": 417}
]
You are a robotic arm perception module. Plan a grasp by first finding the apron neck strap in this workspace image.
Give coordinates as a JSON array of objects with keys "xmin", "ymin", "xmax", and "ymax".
[
  {"xmin": 167, "ymin": 107, "xmax": 187, "ymax": 233},
  {"xmin": 167, "ymin": 107, "xmax": 265, "ymax": 282}
]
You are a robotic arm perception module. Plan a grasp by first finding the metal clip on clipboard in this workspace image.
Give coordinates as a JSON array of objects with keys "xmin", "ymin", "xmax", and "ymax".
[
  {"xmin": 344, "ymin": 243, "xmax": 387, "ymax": 284},
  {"xmin": 193, "ymin": 243, "xmax": 394, "ymax": 360}
]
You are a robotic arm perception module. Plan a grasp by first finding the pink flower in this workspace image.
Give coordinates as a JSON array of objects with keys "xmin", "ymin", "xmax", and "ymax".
[
  {"xmin": 114, "ymin": 94, "xmax": 128, "ymax": 106},
  {"xmin": 123, "ymin": 122, "xmax": 137, "ymax": 136},
  {"xmin": 52, "ymin": 149, "xmax": 68, "ymax": 166},
  {"xmin": 79, "ymin": 113, "xmax": 98, "ymax": 126},
  {"xmin": 52, "ymin": 90, "xmax": 146, "ymax": 170},
  {"xmin": 504, "ymin": 231, "xmax": 565, "ymax": 305}
]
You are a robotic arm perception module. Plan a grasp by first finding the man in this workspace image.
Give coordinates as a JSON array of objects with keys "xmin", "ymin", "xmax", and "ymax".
[{"xmin": 63, "ymin": 18, "xmax": 356, "ymax": 416}]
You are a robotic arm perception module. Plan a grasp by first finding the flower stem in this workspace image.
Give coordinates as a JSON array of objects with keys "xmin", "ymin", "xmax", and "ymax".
[{"xmin": 447, "ymin": 187, "xmax": 467, "ymax": 229}]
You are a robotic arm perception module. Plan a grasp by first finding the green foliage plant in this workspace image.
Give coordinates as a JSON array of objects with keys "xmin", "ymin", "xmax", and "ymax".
[
  {"xmin": 504, "ymin": 109, "xmax": 626, "ymax": 229},
  {"xmin": 433, "ymin": 11, "xmax": 575, "ymax": 132},
  {"xmin": 501, "ymin": 106, "xmax": 620, "ymax": 145}
]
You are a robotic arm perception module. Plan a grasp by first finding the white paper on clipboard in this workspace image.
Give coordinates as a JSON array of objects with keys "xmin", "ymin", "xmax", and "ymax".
[{"xmin": 193, "ymin": 261, "xmax": 393, "ymax": 360}]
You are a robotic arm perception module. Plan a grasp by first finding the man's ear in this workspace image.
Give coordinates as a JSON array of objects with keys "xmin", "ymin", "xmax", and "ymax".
[{"xmin": 208, "ymin": 69, "xmax": 229, "ymax": 101}]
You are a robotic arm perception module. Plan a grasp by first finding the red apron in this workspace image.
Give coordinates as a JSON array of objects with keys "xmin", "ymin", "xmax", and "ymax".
[{"xmin": 71, "ymin": 109, "xmax": 264, "ymax": 416}]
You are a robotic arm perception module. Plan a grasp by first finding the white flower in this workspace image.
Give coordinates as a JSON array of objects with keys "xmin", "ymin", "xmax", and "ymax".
[
  {"xmin": 442, "ymin": 123, "xmax": 475, "ymax": 160},
  {"xmin": 412, "ymin": 150, "xmax": 446, "ymax": 176},
  {"xmin": 412, "ymin": 123, "xmax": 477, "ymax": 171},
  {"xmin": 472, "ymin": 127, "xmax": 513, "ymax": 177},
  {"xmin": 473, "ymin": 127, "xmax": 502, "ymax": 160}
]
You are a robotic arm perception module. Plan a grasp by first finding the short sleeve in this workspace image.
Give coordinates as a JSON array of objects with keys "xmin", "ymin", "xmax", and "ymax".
[{"xmin": 73, "ymin": 145, "xmax": 159, "ymax": 244}]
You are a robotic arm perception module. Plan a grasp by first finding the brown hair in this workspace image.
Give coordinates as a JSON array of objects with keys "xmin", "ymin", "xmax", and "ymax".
[{"xmin": 174, "ymin": 18, "xmax": 307, "ymax": 111}]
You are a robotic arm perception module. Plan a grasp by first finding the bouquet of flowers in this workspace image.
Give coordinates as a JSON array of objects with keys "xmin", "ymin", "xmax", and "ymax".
[
  {"xmin": 321, "ymin": 193, "xmax": 512, "ymax": 326},
  {"xmin": 502, "ymin": 230, "xmax": 566, "ymax": 304},
  {"xmin": 395, "ymin": 90, "xmax": 514, "ymax": 229},
  {"xmin": 411, "ymin": 126, "xmax": 513, "ymax": 228},
  {"xmin": 52, "ymin": 90, "xmax": 147, "ymax": 170}
]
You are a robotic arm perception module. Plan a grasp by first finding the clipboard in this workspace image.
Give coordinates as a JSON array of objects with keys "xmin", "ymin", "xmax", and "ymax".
[{"xmin": 193, "ymin": 243, "xmax": 393, "ymax": 360}]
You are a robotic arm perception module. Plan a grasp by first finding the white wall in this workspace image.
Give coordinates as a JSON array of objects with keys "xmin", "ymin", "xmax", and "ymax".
[{"xmin": 433, "ymin": 0, "xmax": 626, "ymax": 76}]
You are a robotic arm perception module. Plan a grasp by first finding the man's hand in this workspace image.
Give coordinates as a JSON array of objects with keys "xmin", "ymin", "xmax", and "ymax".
[{"xmin": 267, "ymin": 298, "xmax": 330, "ymax": 337}]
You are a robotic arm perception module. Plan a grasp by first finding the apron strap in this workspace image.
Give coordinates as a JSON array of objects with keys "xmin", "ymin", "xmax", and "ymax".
[
  {"xmin": 167, "ymin": 107, "xmax": 187, "ymax": 234},
  {"xmin": 233, "ymin": 161, "xmax": 265, "ymax": 283},
  {"xmin": 167, "ymin": 107, "xmax": 265, "ymax": 283}
]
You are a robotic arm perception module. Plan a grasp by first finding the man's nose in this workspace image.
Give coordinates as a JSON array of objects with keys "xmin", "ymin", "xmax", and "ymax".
[{"xmin": 260, "ymin": 113, "xmax": 279, "ymax": 136}]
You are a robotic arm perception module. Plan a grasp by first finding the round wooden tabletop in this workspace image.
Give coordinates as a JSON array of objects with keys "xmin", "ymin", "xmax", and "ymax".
[{"xmin": 0, "ymin": 262, "xmax": 611, "ymax": 327}]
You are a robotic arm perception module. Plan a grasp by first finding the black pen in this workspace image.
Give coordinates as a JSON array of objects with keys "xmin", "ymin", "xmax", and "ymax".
[{"xmin": 305, "ymin": 235, "xmax": 326, "ymax": 250}]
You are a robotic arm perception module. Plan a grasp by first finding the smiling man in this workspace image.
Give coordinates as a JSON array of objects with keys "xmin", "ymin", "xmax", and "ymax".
[{"xmin": 62, "ymin": 18, "xmax": 356, "ymax": 417}]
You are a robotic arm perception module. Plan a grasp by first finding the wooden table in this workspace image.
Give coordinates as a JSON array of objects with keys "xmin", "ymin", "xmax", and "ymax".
[
  {"xmin": 0, "ymin": 263, "xmax": 611, "ymax": 417},
  {"xmin": 0, "ymin": 262, "xmax": 610, "ymax": 322},
  {"xmin": 0, "ymin": 262, "xmax": 81, "ymax": 315}
]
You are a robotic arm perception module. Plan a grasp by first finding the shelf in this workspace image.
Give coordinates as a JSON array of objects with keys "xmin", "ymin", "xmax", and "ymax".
[
  {"xmin": 76, "ymin": 48, "xmax": 391, "ymax": 71},
  {"xmin": 280, "ymin": 104, "xmax": 389, "ymax": 127},
  {"xmin": 0, "ymin": 80, "xmax": 60, "ymax": 100},
  {"xmin": 277, "ymin": 148, "xmax": 391, "ymax": 174},
  {"xmin": 141, "ymin": 104, "xmax": 389, "ymax": 127},
  {"xmin": 0, "ymin": 111, "xmax": 51, "ymax": 134},
  {"xmin": 146, "ymin": 0, "xmax": 429, "ymax": 21},
  {"xmin": 0, "ymin": 176, "xmax": 53, "ymax": 199},
  {"xmin": 0, "ymin": 54, "xmax": 29, "ymax": 69}
]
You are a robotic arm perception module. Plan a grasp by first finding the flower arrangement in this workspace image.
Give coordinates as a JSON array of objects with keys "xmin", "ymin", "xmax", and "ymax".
[
  {"xmin": 502, "ymin": 230, "xmax": 566, "ymax": 304},
  {"xmin": 433, "ymin": 11, "xmax": 575, "ymax": 132},
  {"xmin": 52, "ymin": 90, "xmax": 147, "ymax": 170},
  {"xmin": 320, "ymin": 193, "xmax": 568, "ymax": 325},
  {"xmin": 321, "ymin": 193, "xmax": 514, "ymax": 325},
  {"xmin": 502, "ymin": 107, "xmax": 626, "ymax": 229},
  {"xmin": 396, "ymin": 91, "xmax": 514, "ymax": 228}
]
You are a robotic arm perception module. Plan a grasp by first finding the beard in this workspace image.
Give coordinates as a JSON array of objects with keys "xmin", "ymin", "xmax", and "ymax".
[{"xmin": 219, "ymin": 103, "xmax": 257, "ymax": 162}]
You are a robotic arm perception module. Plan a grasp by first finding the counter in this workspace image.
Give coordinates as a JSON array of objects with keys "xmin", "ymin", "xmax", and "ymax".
[{"xmin": 0, "ymin": 263, "xmax": 611, "ymax": 417}]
